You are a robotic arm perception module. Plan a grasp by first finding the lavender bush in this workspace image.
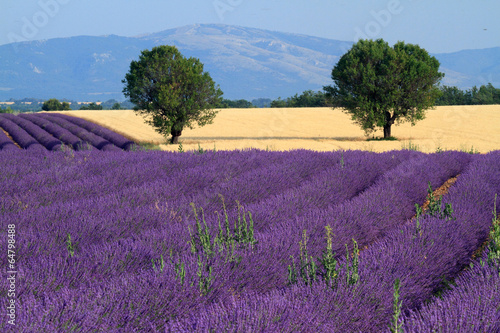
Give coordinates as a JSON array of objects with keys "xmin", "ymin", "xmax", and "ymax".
[
  {"xmin": 1, "ymin": 113, "xmax": 63, "ymax": 151},
  {"xmin": 0, "ymin": 114, "xmax": 137, "ymax": 152},
  {"xmin": 36, "ymin": 113, "xmax": 122, "ymax": 151},
  {"xmin": 0, "ymin": 115, "xmax": 45, "ymax": 151},
  {"xmin": 0, "ymin": 149, "xmax": 498, "ymax": 332},
  {"xmin": 0, "ymin": 127, "xmax": 17, "ymax": 151},
  {"xmin": 277, "ymin": 151, "xmax": 472, "ymax": 262},
  {"xmin": 52, "ymin": 113, "xmax": 137, "ymax": 150},
  {"xmin": 19, "ymin": 114, "xmax": 93, "ymax": 151},
  {"xmin": 401, "ymin": 251, "xmax": 500, "ymax": 333},
  {"xmin": 243, "ymin": 150, "xmax": 421, "ymax": 233},
  {"xmin": 167, "ymin": 152, "xmax": 499, "ymax": 332}
]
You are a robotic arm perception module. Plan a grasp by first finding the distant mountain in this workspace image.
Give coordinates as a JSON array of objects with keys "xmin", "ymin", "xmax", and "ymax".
[
  {"xmin": 0, "ymin": 24, "xmax": 498, "ymax": 101},
  {"xmin": 432, "ymin": 47, "xmax": 500, "ymax": 88}
]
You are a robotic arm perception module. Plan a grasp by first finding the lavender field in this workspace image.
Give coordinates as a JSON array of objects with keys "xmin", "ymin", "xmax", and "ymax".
[
  {"xmin": 1, "ymin": 142, "xmax": 499, "ymax": 331},
  {"xmin": 0, "ymin": 113, "xmax": 137, "ymax": 152}
]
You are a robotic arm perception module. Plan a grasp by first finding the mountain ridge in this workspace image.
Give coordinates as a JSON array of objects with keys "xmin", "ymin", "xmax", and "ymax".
[{"xmin": 0, "ymin": 23, "xmax": 498, "ymax": 101}]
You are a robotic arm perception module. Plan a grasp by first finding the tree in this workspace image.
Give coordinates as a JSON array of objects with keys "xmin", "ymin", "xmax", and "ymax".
[
  {"xmin": 435, "ymin": 85, "xmax": 468, "ymax": 106},
  {"xmin": 270, "ymin": 91, "xmax": 332, "ymax": 108},
  {"xmin": 122, "ymin": 45, "xmax": 223, "ymax": 144},
  {"xmin": 473, "ymin": 83, "xmax": 499, "ymax": 105},
  {"xmin": 288, "ymin": 90, "xmax": 332, "ymax": 107},
  {"xmin": 42, "ymin": 98, "xmax": 70, "ymax": 111},
  {"xmin": 324, "ymin": 39, "xmax": 444, "ymax": 139},
  {"xmin": 218, "ymin": 99, "xmax": 254, "ymax": 108},
  {"xmin": 61, "ymin": 102, "xmax": 71, "ymax": 110},
  {"xmin": 0, "ymin": 106, "xmax": 13, "ymax": 113},
  {"xmin": 270, "ymin": 97, "xmax": 287, "ymax": 108},
  {"xmin": 111, "ymin": 102, "xmax": 122, "ymax": 110}
]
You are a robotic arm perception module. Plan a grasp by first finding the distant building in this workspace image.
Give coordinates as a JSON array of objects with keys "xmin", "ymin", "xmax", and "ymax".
[{"xmin": 77, "ymin": 102, "xmax": 102, "ymax": 105}]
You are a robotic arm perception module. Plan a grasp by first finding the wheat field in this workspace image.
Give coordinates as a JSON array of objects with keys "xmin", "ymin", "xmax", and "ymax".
[{"xmin": 58, "ymin": 105, "xmax": 500, "ymax": 153}]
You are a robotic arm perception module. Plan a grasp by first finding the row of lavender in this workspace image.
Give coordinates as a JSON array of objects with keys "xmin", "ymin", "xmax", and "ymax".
[
  {"xmin": 0, "ymin": 149, "xmax": 400, "ymax": 330},
  {"xmin": 0, "ymin": 113, "xmax": 136, "ymax": 152},
  {"xmin": 402, "ymin": 252, "xmax": 500, "ymax": 332},
  {"xmin": 0, "ymin": 127, "xmax": 18, "ymax": 151},
  {"xmin": 0, "ymin": 149, "xmax": 413, "ymax": 215},
  {"xmin": 168, "ymin": 151, "xmax": 500, "ymax": 332},
  {"xmin": 401, "ymin": 153, "xmax": 500, "ymax": 332},
  {"xmin": 0, "ymin": 149, "xmax": 497, "ymax": 331},
  {"xmin": 0, "ymin": 115, "xmax": 45, "ymax": 151}
]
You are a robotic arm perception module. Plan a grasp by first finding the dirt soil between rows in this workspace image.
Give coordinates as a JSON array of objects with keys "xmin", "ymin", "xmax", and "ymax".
[{"xmin": 0, "ymin": 127, "xmax": 22, "ymax": 148}]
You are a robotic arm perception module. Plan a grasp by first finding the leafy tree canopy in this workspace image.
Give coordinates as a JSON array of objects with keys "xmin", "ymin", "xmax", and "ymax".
[
  {"xmin": 324, "ymin": 39, "xmax": 444, "ymax": 138},
  {"xmin": 41, "ymin": 98, "xmax": 71, "ymax": 111},
  {"xmin": 0, "ymin": 106, "xmax": 14, "ymax": 114},
  {"xmin": 122, "ymin": 45, "xmax": 223, "ymax": 144},
  {"xmin": 271, "ymin": 90, "xmax": 332, "ymax": 108},
  {"xmin": 218, "ymin": 99, "xmax": 254, "ymax": 108}
]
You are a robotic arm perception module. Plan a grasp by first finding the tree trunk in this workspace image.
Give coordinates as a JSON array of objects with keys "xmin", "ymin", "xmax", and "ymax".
[
  {"xmin": 170, "ymin": 128, "xmax": 182, "ymax": 144},
  {"xmin": 383, "ymin": 124, "xmax": 392, "ymax": 139},
  {"xmin": 383, "ymin": 111, "xmax": 394, "ymax": 139}
]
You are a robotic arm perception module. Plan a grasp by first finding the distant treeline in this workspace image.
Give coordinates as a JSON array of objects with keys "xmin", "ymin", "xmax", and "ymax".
[
  {"xmin": 269, "ymin": 90, "xmax": 333, "ymax": 108},
  {"xmin": 435, "ymin": 83, "xmax": 500, "ymax": 106},
  {"xmin": 217, "ymin": 84, "xmax": 500, "ymax": 108},
  {"xmin": 2, "ymin": 83, "xmax": 499, "ymax": 113},
  {"xmin": 216, "ymin": 90, "xmax": 333, "ymax": 109},
  {"xmin": 0, "ymin": 98, "xmax": 135, "ymax": 112}
]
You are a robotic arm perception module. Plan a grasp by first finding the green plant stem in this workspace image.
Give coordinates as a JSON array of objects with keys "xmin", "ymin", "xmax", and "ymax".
[{"xmin": 390, "ymin": 278, "xmax": 403, "ymax": 333}]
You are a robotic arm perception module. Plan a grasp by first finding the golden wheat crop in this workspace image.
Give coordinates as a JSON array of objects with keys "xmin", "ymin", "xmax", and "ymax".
[{"xmin": 57, "ymin": 105, "xmax": 500, "ymax": 153}]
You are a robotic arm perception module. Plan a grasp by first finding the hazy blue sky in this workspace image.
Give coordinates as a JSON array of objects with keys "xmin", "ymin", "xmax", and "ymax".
[{"xmin": 1, "ymin": 0, "xmax": 499, "ymax": 53}]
